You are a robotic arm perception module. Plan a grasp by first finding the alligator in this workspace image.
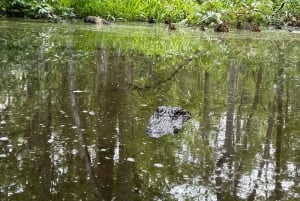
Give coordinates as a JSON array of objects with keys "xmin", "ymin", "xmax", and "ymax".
[{"xmin": 146, "ymin": 106, "xmax": 192, "ymax": 138}]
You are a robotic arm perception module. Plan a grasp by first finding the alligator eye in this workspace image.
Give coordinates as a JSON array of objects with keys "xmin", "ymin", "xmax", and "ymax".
[
  {"xmin": 157, "ymin": 106, "xmax": 166, "ymax": 113},
  {"xmin": 173, "ymin": 127, "xmax": 179, "ymax": 134},
  {"xmin": 186, "ymin": 111, "xmax": 192, "ymax": 118},
  {"xmin": 174, "ymin": 109, "xmax": 184, "ymax": 116}
]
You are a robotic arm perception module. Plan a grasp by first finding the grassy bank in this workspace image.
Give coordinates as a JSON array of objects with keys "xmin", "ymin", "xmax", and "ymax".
[
  {"xmin": 68, "ymin": 0, "xmax": 195, "ymax": 22},
  {"xmin": 0, "ymin": 0, "xmax": 300, "ymax": 26}
]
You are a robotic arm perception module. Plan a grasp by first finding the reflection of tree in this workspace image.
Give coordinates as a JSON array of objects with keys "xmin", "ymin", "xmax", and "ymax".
[
  {"xmin": 232, "ymin": 63, "xmax": 265, "ymax": 199},
  {"xmin": 94, "ymin": 47, "xmax": 116, "ymax": 200},
  {"xmin": 68, "ymin": 61, "xmax": 91, "ymax": 174},
  {"xmin": 130, "ymin": 58, "xmax": 192, "ymax": 90},
  {"xmin": 215, "ymin": 61, "xmax": 238, "ymax": 201},
  {"xmin": 246, "ymin": 99, "xmax": 274, "ymax": 201},
  {"xmin": 245, "ymin": 66, "xmax": 263, "ymax": 132},
  {"xmin": 202, "ymin": 71, "xmax": 211, "ymax": 140},
  {"xmin": 244, "ymin": 42, "xmax": 291, "ymax": 200},
  {"xmin": 224, "ymin": 61, "xmax": 239, "ymax": 154},
  {"xmin": 94, "ymin": 46, "xmax": 135, "ymax": 200},
  {"xmin": 273, "ymin": 65, "xmax": 284, "ymax": 201},
  {"xmin": 21, "ymin": 61, "xmax": 53, "ymax": 200},
  {"xmin": 67, "ymin": 60, "xmax": 103, "ymax": 199},
  {"xmin": 235, "ymin": 77, "xmax": 245, "ymax": 144}
]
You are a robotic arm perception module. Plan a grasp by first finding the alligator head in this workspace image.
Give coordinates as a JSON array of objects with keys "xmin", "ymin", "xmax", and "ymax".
[{"xmin": 146, "ymin": 106, "xmax": 192, "ymax": 138}]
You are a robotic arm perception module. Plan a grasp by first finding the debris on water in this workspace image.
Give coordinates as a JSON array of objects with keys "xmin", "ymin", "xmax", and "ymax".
[
  {"xmin": 0, "ymin": 136, "xmax": 9, "ymax": 141},
  {"xmin": 127, "ymin": 157, "xmax": 135, "ymax": 162},
  {"xmin": 71, "ymin": 149, "xmax": 78, "ymax": 155},
  {"xmin": 72, "ymin": 90, "xmax": 88, "ymax": 93},
  {"xmin": 0, "ymin": 154, "xmax": 7, "ymax": 158},
  {"xmin": 48, "ymin": 138, "xmax": 54, "ymax": 143},
  {"xmin": 88, "ymin": 111, "xmax": 95, "ymax": 116},
  {"xmin": 154, "ymin": 163, "xmax": 164, "ymax": 168}
]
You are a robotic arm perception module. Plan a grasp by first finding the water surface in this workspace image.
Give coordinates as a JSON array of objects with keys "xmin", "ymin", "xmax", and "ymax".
[{"xmin": 0, "ymin": 20, "xmax": 299, "ymax": 201}]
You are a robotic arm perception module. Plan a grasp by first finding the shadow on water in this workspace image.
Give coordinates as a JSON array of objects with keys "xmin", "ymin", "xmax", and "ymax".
[{"xmin": 0, "ymin": 20, "xmax": 299, "ymax": 200}]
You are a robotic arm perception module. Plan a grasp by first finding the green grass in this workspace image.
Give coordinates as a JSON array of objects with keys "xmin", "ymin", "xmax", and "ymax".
[
  {"xmin": 69, "ymin": 0, "xmax": 197, "ymax": 22},
  {"xmin": 66, "ymin": 0, "xmax": 300, "ymax": 25},
  {"xmin": 3, "ymin": 0, "xmax": 300, "ymax": 25}
]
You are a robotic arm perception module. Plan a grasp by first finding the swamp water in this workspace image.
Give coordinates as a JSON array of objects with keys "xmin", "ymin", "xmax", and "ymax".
[{"xmin": 0, "ymin": 20, "xmax": 299, "ymax": 201}]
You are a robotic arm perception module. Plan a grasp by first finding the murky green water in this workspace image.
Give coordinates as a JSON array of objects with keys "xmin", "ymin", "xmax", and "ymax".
[{"xmin": 0, "ymin": 19, "xmax": 299, "ymax": 201}]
